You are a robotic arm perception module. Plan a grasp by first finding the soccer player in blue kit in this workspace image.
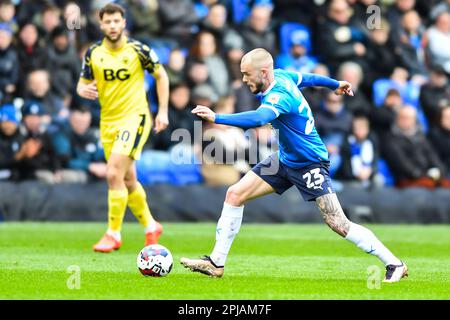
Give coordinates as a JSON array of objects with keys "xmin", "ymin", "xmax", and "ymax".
[{"xmin": 181, "ymin": 48, "xmax": 408, "ymax": 283}]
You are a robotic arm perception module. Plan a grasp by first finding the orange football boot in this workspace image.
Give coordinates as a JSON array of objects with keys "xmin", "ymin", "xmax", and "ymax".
[
  {"xmin": 145, "ymin": 222, "xmax": 163, "ymax": 246},
  {"xmin": 93, "ymin": 233, "xmax": 122, "ymax": 253}
]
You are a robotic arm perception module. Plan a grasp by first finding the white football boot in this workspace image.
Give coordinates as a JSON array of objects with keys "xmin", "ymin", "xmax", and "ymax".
[
  {"xmin": 383, "ymin": 262, "xmax": 408, "ymax": 283},
  {"xmin": 180, "ymin": 255, "xmax": 224, "ymax": 278}
]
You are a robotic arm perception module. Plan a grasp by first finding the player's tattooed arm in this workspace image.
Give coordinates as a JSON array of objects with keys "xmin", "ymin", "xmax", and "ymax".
[{"xmin": 316, "ymin": 193, "xmax": 350, "ymax": 237}]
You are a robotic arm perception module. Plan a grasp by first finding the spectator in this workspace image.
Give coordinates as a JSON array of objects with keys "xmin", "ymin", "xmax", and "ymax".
[
  {"xmin": 317, "ymin": 0, "xmax": 368, "ymax": 73},
  {"xmin": 63, "ymin": 1, "xmax": 86, "ymax": 46},
  {"xmin": 15, "ymin": 0, "xmax": 49, "ymax": 26},
  {"xmin": 222, "ymin": 31, "xmax": 260, "ymax": 113},
  {"xmin": 24, "ymin": 70, "xmax": 66, "ymax": 127},
  {"xmin": 187, "ymin": 60, "xmax": 210, "ymax": 88},
  {"xmin": 0, "ymin": 23, "xmax": 18, "ymax": 101},
  {"xmin": 165, "ymin": 49, "xmax": 187, "ymax": 87},
  {"xmin": 419, "ymin": 64, "xmax": 450, "ymax": 126},
  {"xmin": 337, "ymin": 61, "xmax": 372, "ymax": 116},
  {"xmin": 315, "ymin": 91, "xmax": 353, "ymax": 175},
  {"xmin": 15, "ymin": 22, "xmax": 49, "ymax": 97},
  {"xmin": 382, "ymin": 105, "xmax": 448, "ymax": 188},
  {"xmin": 224, "ymin": 31, "xmax": 245, "ymax": 82},
  {"xmin": 351, "ymin": 0, "xmax": 379, "ymax": 27},
  {"xmin": 335, "ymin": 114, "xmax": 379, "ymax": 188},
  {"xmin": 372, "ymin": 67, "xmax": 421, "ymax": 108},
  {"xmin": 275, "ymin": 30, "xmax": 318, "ymax": 73},
  {"xmin": 0, "ymin": 104, "xmax": 23, "ymax": 180},
  {"xmin": 152, "ymin": 83, "xmax": 196, "ymax": 151},
  {"xmin": 15, "ymin": 101, "xmax": 61, "ymax": 182},
  {"xmin": 429, "ymin": 0, "xmax": 450, "ymax": 22},
  {"xmin": 157, "ymin": 0, "xmax": 199, "ymax": 47},
  {"xmin": 46, "ymin": 26, "xmax": 80, "ymax": 103},
  {"xmin": 71, "ymin": 94, "xmax": 101, "ymax": 128},
  {"xmin": 315, "ymin": 91, "xmax": 353, "ymax": 139},
  {"xmin": 127, "ymin": 0, "xmax": 160, "ymax": 43},
  {"xmin": 301, "ymin": 63, "xmax": 331, "ymax": 113},
  {"xmin": 200, "ymin": 3, "xmax": 243, "ymax": 57},
  {"xmin": 246, "ymin": 124, "xmax": 277, "ymax": 166},
  {"xmin": 428, "ymin": 106, "xmax": 450, "ymax": 179},
  {"xmin": 191, "ymin": 83, "xmax": 219, "ymax": 108},
  {"xmin": 370, "ymin": 88, "xmax": 403, "ymax": 136},
  {"xmin": 272, "ymin": 0, "xmax": 316, "ymax": 26},
  {"xmin": 201, "ymin": 96, "xmax": 249, "ymax": 186},
  {"xmin": 366, "ymin": 18, "xmax": 399, "ymax": 81},
  {"xmin": 424, "ymin": 11, "xmax": 450, "ymax": 74},
  {"xmin": 36, "ymin": 5, "xmax": 62, "ymax": 45},
  {"xmin": 240, "ymin": 4, "xmax": 277, "ymax": 55},
  {"xmin": 188, "ymin": 31, "xmax": 231, "ymax": 98},
  {"xmin": 53, "ymin": 106, "xmax": 106, "ymax": 183},
  {"xmin": 387, "ymin": 0, "xmax": 417, "ymax": 44},
  {"xmin": 0, "ymin": 0, "xmax": 18, "ymax": 33},
  {"xmin": 83, "ymin": 0, "xmax": 104, "ymax": 44},
  {"xmin": 396, "ymin": 10, "xmax": 427, "ymax": 80}
]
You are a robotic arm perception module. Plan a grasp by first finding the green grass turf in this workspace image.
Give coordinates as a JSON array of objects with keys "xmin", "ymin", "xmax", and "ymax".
[{"xmin": 0, "ymin": 222, "xmax": 449, "ymax": 299}]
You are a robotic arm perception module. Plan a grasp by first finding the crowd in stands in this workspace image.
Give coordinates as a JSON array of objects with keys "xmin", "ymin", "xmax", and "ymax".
[{"xmin": 0, "ymin": 0, "xmax": 449, "ymax": 189}]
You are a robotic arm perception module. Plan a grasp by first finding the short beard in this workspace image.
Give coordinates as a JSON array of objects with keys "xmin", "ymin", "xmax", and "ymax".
[
  {"xmin": 105, "ymin": 32, "xmax": 122, "ymax": 43},
  {"xmin": 252, "ymin": 80, "xmax": 265, "ymax": 94}
]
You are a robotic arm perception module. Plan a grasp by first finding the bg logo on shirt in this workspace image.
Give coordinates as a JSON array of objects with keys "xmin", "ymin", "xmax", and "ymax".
[{"xmin": 103, "ymin": 68, "xmax": 130, "ymax": 81}]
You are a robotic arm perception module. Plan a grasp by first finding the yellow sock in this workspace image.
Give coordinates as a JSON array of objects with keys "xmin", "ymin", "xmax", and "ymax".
[
  {"xmin": 127, "ymin": 182, "xmax": 155, "ymax": 230},
  {"xmin": 108, "ymin": 189, "xmax": 128, "ymax": 233}
]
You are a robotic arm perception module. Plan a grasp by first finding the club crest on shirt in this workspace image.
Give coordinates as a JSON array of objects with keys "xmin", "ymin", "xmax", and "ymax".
[{"xmin": 267, "ymin": 93, "xmax": 280, "ymax": 105}]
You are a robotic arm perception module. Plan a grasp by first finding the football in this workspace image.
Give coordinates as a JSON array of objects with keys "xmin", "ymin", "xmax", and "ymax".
[{"xmin": 137, "ymin": 244, "xmax": 173, "ymax": 277}]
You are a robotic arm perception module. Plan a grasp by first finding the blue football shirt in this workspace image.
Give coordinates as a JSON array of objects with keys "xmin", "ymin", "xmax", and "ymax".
[{"xmin": 258, "ymin": 69, "xmax": 329, "ymax": 168}]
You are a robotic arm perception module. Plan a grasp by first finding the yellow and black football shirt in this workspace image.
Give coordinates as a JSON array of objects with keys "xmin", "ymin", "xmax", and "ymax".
[{"xmin": 80, "ymin": 36, "xmax": 160, "ymax": 125}]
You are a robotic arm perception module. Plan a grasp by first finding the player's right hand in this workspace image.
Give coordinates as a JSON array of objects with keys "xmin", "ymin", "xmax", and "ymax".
[
  {"xmin": 192, "ymin": 105, "xmax": 216, "ymax": 123},
  {"xmin": 335, "ymin": 81, "xmax": 354, "ymax": 97},
  {"xmin": 78, "ymin": 80, "xmax": 98, "ymax": 100}
]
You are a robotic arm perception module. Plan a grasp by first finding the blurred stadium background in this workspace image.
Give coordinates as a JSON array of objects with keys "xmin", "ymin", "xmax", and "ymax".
[{"xmin": 0, "ymin": 0, "xmax": 449, "ymax": 224}]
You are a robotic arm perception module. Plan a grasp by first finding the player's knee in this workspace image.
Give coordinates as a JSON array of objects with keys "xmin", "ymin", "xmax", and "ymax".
[
  {"xmin": 124, "ymin": 175, "xmax": 137, "ymax": 191},
  {"xmin": 106, "ymin": 166, "xmax": 123, "ymax": 186},
  {"xmin": 225, "ymin": 185, "xmax": 245, "ymax": 206}
]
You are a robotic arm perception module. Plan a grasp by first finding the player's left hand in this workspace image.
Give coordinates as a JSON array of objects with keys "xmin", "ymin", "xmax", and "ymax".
[
  {"xmin": 154, "ymin": 112, "xmax": 169, "ymax": 133},
  {"xmin": 335, "ymin": 81, "xmax": 354, "ymax": 96},
  {"xmin": 192, "ymin": 105, "xmax": 215, "ymax": 122}
]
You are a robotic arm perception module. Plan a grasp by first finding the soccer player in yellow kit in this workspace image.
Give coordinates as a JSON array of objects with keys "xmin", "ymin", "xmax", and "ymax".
[{"xmin": 76, "ymin": 3, "xmax": 169, "ymax": 253}]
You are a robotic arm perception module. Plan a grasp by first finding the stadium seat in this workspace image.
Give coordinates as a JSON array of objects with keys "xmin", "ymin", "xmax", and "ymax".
[
  {"xmin": 231, "ymin": 0, "xmax": 251, "ymax": 24},
  {"xmin": 144, "ymin": 73, "xmax": 158, "ymax": 113},
  {"xmin": 279, "ymin": 22, "xmax": 312, "ymax": 55},
  {"xmin": 136, "ymin": 150, "xmax": 173, "ymax": 185},
  {"xmin": 377, "ymin": 158, "xmax": 395, "ymax": 187},
  {"xmin": 194, "ymin": 2, "xmax": 209, "ymax": 19},
  {"xmin": 372, "ymin": 78, "xmax": 420, "ymax": 108},
  {"xmin": 372, "ymin": 78, "xmax": 428, "ymax": 132},
  {"xmin": 136, "ymin": 147, "xmax": 203, "ymax": 186},
  {"xmin": 168, "ymin": 144, "xmax": 203, "ymax": 185},
  {"xmin": 150, "ymin": 45, "xmax": 171, "ymax": 65}
]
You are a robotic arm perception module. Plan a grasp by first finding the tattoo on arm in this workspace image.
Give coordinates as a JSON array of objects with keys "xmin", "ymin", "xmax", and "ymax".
[{"xmin": 316, "ymin": 193, "xmax": 350, "ymax": 237}]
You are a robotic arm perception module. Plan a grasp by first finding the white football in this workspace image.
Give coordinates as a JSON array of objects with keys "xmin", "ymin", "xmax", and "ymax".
[{"xmin": 137, "ymin": 244, "xmax": 173, "ymax": 277}]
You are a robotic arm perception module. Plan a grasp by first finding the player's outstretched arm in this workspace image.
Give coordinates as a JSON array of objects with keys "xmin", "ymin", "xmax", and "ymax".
[
  {"xmin": 153, "ymin": 65, "xmax": 170, "ymax": 133},
  {"xmin": 192, "ymin": 105, "xmax": 277, "ymax": 129},
  {"xmin": 76, "ymin": 79, "xmax": 98, "ymax": 100},
  {"xmin": 298, "ymin": 73, "xmax": 354, "ymax": 96}
]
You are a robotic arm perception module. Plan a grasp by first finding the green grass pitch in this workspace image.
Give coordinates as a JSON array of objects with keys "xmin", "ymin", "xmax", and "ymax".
[{"xmin": 0, "ymin": 222, "xmax": 449, "ymax": 299}]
